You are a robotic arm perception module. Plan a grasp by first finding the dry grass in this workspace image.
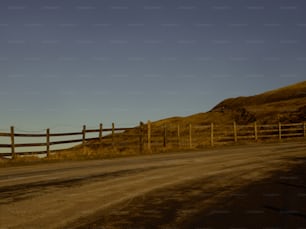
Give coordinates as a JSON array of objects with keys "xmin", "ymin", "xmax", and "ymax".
[{"xmin": 0, "ymin": 155, "xmax": 55, "ymax": 167}]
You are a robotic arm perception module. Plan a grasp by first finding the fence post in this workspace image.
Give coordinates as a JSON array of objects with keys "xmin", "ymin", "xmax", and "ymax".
[
  {"xmin": 163, "ymin": 124, "xmax": 167, "ymax": 148},
  {"xmin": 189, "ymin": 123, "xmax": 192, "ymax": 148},
  {"xmin": 211, "ymin": 123, "xmax": 214, "ymax": 147},
  {"xmin": 233, "ymin": 121, "xmax": 238, "ymax": 143},
  {"xmin": 177, "ymin": 124, "xmax": 180, "ymax": 148},
  {"xmin": 304, "ymin": 122, "xmax": 306, "ymax": 138},
  {"xmin": 254, "ymin": 122, "xmax": 258, "ymax": 141},
  {"xmin": 82, "ymin": 125, "xmax": 86, "ymax": 153},
  {"xmin": 82, "ymin": 125, "xmax": 86, "ymax": 144},
  {"xmin": 10, "ymin": 126, "xmax": 16, "ymax": 159},
  {"xmin": 278, "ymin": 122, "xmax": 282, "ymax": 140},
  {"xmin": 112, "ymin": 122, "xmax": 115, "ymax": 148},
  {"xmin": 46, "ymin": 128, "xmax": 50, "ymax": 157},
  {"xmin": 139, "ymin": 121, "xmax": 144, "ymax": 153},
  {"xmin": 147, "ymin": 120, "xmax": 151, "ymax": 151},
  {"xmin": 99, "ymin": 123, "xmax": 103, "ymax": 143}
]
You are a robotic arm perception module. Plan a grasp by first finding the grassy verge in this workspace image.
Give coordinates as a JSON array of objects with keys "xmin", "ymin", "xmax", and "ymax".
[{"xmin": 1, "ymin": 137, "xmax": 305, "ymax": 168}]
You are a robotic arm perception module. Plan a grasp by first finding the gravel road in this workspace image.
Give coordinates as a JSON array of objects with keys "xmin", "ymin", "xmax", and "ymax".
[{"xmin": 0, "ymin": 142, "xmax": 306, "ymax": 229}]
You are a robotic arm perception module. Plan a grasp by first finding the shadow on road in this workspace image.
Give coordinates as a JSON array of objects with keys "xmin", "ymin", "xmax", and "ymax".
[{"xmin": 71, "ymin": 160, "xmax": 306, "ymax": 229}]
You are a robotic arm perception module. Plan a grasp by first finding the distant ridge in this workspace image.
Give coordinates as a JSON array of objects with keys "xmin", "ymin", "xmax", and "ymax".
[{"xmin": 212, "ymin": 81, "xmax": 306, "ymax": 109}]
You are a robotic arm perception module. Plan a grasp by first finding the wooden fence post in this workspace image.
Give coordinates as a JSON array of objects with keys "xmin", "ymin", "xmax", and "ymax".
[
  {"xmin": 82, "ymin": 125, "xmax": 86, "ymax": 153},
  {"xmin": 139, "ymin": 121, "xmax": 144, "ymax": 153},
  {"xmin": 99, "ymin": 123, "xmax": 103, "ymax": 143},
  {"xmin": 10, "ymin": 126, "xmax": 16, "ymax": 159},
  {"xmin": 254, "ymin": 122, "xmax": 258, "ymax": 141},
  {"xmin": 112, "ymin": 122, "xmax": 115, "ymax": 148},
  {"xmin": 177, "ymin": 124, "xmax": 180, "ymax": 148},
  {"xmin": 163, "ymin": 124, "xmax": 167, "ymax": 148},
  {"xmin": 278, "ymin": 122, "xmax": 282, "ymax": 140},
  {"xmin": 233, "ymin": 121, "xmax": 238, "ymax": 143},
  {"xmin": 147, "ymin": 120, "xmax": 151, "ymax": 151},
  {"xmin": 82, "ymin": 125, "xmax": 86, "ymax": 144},
  {"xmin": 211, "ymin": 123, "xmax": 214, "ymax": 147},
  {"xmin": 46, "ymin": 128, "xmax": 50, "ymax": 157},
  {"xmin": 189, "ymin": 123, "xmax": 192, "ymax": 148}
]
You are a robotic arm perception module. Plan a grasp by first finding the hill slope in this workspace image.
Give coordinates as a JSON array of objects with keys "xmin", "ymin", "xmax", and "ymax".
[
  {"xmin": 56, "ymin": 81, "xmax": 306, "ymax": 158},
  {"xmin": 155, "ymin": 80, "xmax": 306, "ymax": 126}
]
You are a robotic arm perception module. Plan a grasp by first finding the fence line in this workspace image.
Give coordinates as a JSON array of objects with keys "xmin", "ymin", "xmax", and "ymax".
[
  {"xmin": 0, "ymin": 123, "xmax": 122, "ymax": 158},
  {"xmin": 0, "ymin": 121, "xmax": 305, "ymax": 159}
]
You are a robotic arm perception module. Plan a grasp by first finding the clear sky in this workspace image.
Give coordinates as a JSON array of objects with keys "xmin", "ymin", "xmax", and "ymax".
[{"xmin": 1, "ymin": 0, "xmax": 306, "ymax": 132}]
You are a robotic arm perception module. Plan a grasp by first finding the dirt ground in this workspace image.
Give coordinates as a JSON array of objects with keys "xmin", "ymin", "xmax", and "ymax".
[
  {"xmin": 73, "ymin": 160, "xmax": 306, "ymax": 229},
  {"xmin": 1, "ymin": 141, "xmax": 306, "ymax": 229}
]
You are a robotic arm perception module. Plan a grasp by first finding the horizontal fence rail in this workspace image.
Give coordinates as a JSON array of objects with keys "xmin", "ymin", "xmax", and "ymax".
[{"xmin": 0, "ymin": 121, "xmax": 305, "ymax": 159}]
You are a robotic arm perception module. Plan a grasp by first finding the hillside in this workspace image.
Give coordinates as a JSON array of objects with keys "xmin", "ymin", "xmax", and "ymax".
[
  {"xmin": 114, "ymin": 80, "xmax": 306, "ymax": 150},
  {"xmin": 51, "ymin": 81, "xmax": 306, "ymax": 159},
  {"xmin": 211, "ymin": 80, "xmax": 306, "ymax": 124},
  {"xmin": 153, "ymin": 80, "xmax": 306, "ymax": 126},
  {"xmin": 99, "ymin": 80, "xmax": 306, "ymax": 152}
]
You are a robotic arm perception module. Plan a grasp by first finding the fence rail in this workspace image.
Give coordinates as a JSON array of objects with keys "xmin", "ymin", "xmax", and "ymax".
[{"xmin": 0, "ymin": 121, "xmax": 305, "ymax": 159}]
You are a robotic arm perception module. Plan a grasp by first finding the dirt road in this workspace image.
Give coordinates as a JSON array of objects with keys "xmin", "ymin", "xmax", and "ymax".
[{"xmin": 1, "ymin": 142, "xmax": 306, "ymax": 228}]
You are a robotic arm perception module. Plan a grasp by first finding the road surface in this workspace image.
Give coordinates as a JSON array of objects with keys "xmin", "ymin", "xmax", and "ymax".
[{"xmin": 0, "ymin": 141, "xmax": 306, "ymax": 228}]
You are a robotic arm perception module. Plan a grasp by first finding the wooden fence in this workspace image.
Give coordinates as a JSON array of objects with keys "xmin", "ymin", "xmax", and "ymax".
[
  {"xmin": 155, "ymin": 121, "xmax": 306, "ymax": 149},
  {"xmin": 0, "ymin": 123, "xmax": 135, "ymax": 158},
  {"xmin": 0, "ymin": 121, "xmax": 305, "ymax": 159}
]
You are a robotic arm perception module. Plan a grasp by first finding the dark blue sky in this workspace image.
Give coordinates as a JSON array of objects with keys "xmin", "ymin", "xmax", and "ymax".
[{"xmin": 1, "ymin": 0, "xmax": 306, "ymax": 131}]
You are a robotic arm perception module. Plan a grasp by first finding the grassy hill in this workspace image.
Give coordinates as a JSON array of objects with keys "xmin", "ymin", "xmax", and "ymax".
[
  {"xmin": 102, "ymin": 80, "xmax": 306, "ymax": 150},
  {"xmin": 152, "ymin": 80, "xmax": 306, "ymax": 126},
  {"xmin": 210, "ymin": 80, "xmax": 306, "ymax": 124},
  {"xmin": 50, "ymin": 81, "xmax": 306, "ymax": 160}
]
